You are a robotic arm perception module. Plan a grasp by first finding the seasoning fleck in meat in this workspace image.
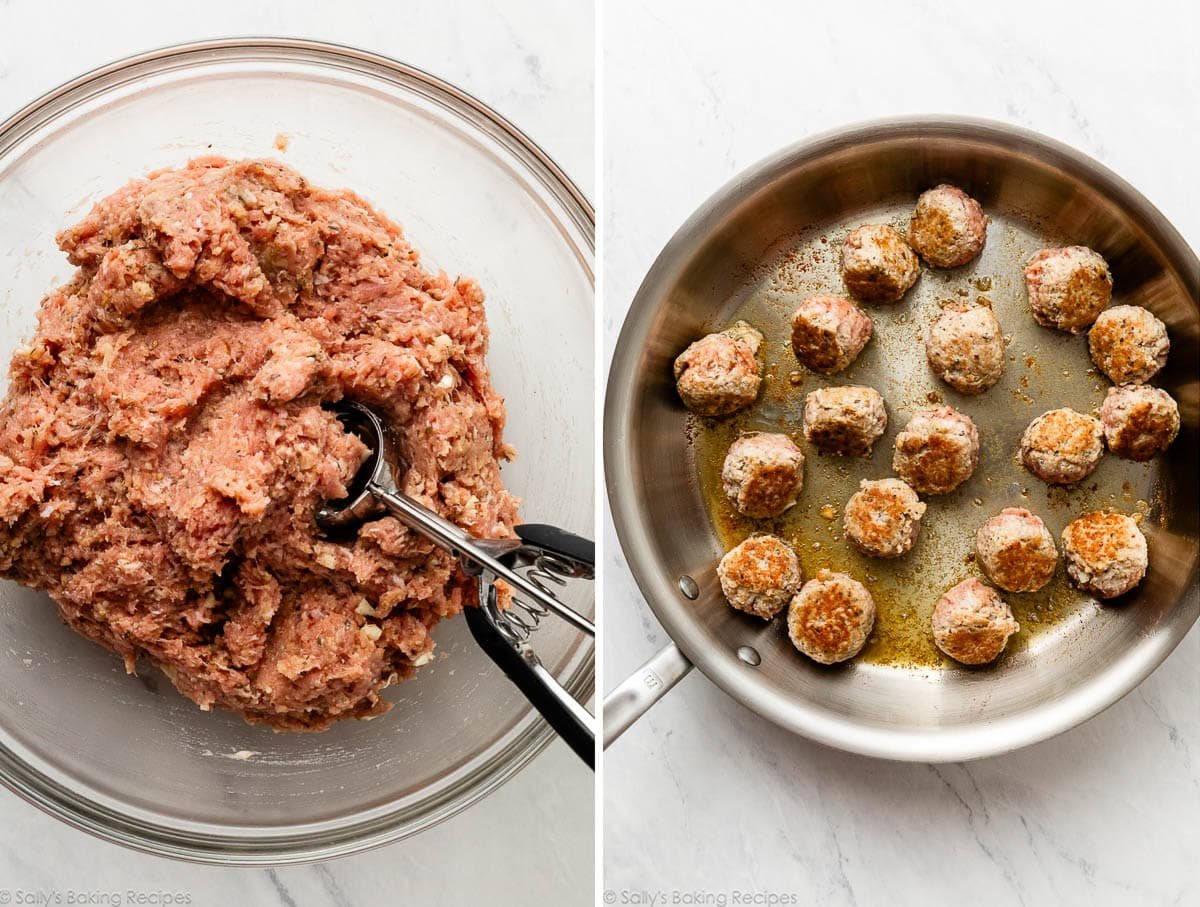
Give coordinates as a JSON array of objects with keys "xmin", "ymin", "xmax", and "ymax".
[{"xmin": 0, "ymin": 158, "xmax": 519, "ymax": 730}]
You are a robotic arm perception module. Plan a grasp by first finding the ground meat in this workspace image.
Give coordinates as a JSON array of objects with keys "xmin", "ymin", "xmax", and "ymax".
[
  {"xmin": 975, "ymin": 508, "xmax": 1058, "ymax": 593},
  {"xmin": 721, "ymin": 433, "xmax": 805, "ymax": 518},
  {"xmin": 789, "ymin": 294, "xmax": 873, "ymax": 374},
  {"xmin": 840, "ymin": 224, "xmax": 920, "ymax": 303},
  {"xmin": 717, "ymin": 535, "xmax": 801, "ymax": 619},
  {"xmin": 0, "ymin": 158, "xmax": 519, "ymax": 730},
  {"xmin": 1061, "ymin": 511, "xmax": 1148, "ymax": 599},
  {"xmin": 932, "ymin": 578, "xmax": 1019, "ymax": 665},
  {"xmin": 1019, "ymin": 408, "xmax": 1105, "ymax": 485},
  {"xmin": 787, "ymin": 569, "xmax": 875, "ymax": 664},
  {"xmin": 1088, "ymin": 305, "xmax": 1170, "ymax": 385},
  {"xmin": 842, "ymin": 478, "xmax": 925, "ymax": 558},
  {"xmin": 1099, "ymin": 385, "xmax": 1180, "ymax": 461},
  {"xmin": 907, "ymin": 185, "xmax": 987, "ymax": 268},
  {"xmin": 925, "ymin": 301, "xmax": 1006, "ymax": 395},
  {"xmin": 802, "ymin": 385, "xmax": 888, "ymax": 456},
  {"xmin": 1024, "ymin": 246, "xmax": 1112, "ymax": 334},
  {"xmin": 892, "ymin": 405, "xmax": 979, "ymax": 495},
  {"xmin": 673, "ymin": 321, "xmax": 763, "ymax": 416}
]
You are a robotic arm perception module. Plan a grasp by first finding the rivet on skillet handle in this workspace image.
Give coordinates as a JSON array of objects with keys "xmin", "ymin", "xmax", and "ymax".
[{"xmin": 602, "ymin": 643, "xmax": 694, "ymax": 748}]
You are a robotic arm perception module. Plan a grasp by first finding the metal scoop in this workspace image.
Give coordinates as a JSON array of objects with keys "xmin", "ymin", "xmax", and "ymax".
[{"xmin": 316, "ymin": 401, "xmax": 595, "ymax": 767}]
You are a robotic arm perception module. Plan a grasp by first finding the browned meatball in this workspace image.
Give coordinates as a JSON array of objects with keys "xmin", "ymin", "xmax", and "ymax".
[
  {"xmin": 925, "ymin": 301, "xmax": 1006, "ymax": 395},
  {"xmin": 787, "ymin": 569, "xmax": 876, "ymax": 664},
  {"xmin": 892, "ymin": 406, "xmax": 979, "ymax": 495},
  {"xmin": 843, "ymin": 478, "xmax": 926, "ymax": 558},
  {"xmin": 841, "ymin": 224, "xmax": 920, "ymax": 303},
  {"xmin": 932, "ymin": 578, "xmax": 1019, "ymax": 665},
  {"xmin": 717, "ymin": 535, "xmax": 802, "ymax": 619},
  {"xmin": 907, "ymin": 185, "xmax": 987, "ymax": 268},
  {"xmin": 802, "ymin": 385, "xmax": 888, "ymax": 456},
  {"xmin": 1100, "ymin": 385, "xmax": 1180, "ymax": 461},
  {"xmin": 721, "ymin": 433, "xmax": 805, "ymax": 518},
  {"xmin": 1019, "ymin": 408, "xmax": 1104, "ymax": 485},
  {"xmin": 1024, "ymin": 246, "xmax": 1112, "ymax": 334},
  {"xmin": 789, "ymin": 294, "xmax": 873, "ymax": 375},
  {"xmin": 975, "ymin": 508, "xmax": 1058, "ymax": 593},
  {"xmin": 1062, "ymin": 511, "xmax": 1147, "ymax": 599},
  {"xmin": 673, "ymin": 321, "xmax": 763, "ymax": 416},
  {"xmin": 1088, "ymin": 305, "xmax": 1169, "ymax": 385}
]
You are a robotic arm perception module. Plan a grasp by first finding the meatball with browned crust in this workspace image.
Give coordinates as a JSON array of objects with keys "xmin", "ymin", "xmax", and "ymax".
[
  {"xmin": 925, "ymin": 301, "xmax": 1006, "ymax": 395},
  {"xmin": 1088, "ymin": 305, "xmax": 1169, "ymax": 386},
  {"xmin": 843, "ymin": 478, "xmax": 926, "ymax": 558},
  {"xmin": 673, "ymin": 321, "xmax": 763, "ymax": 417},
  {"xmin": 892, "ymin": 406, "xmax": 979, "ymax": 495},
  {"xmin": 802, "ymin": 385, "xmax": 888, "ymax": 457},
  {"xmin": 841, "ymin": 224, "xmax": 920, "ymax": 303},
  {"xmin": 1062, "ymin": 511, "xmax": 1147, "ymax": 599},
  {"xmin": 975, "ymin": 508, "xmax": 1058, "ymax": 593},
  {"xmin": 907, "ymin": 185, "xmax": 987, "ymax": 268},
  {"xmin": 789, "ymin": 294, "xmax": 873, "ymax": 375},
  {"xmin": 1024, "ymin": 246, "xmax": 1112, "ymax": 334},
  {"xmin": 1100, "ymin": 385, "xmax": 1180, "ymax": 462},
  {"xmin": 717, "ymin": 535, "xmax": 801, "ymax": 619},
  {"xmin": 932, "ymin": 578, "xmax": 1019, "ymax": 665},
  {"xmin": 721, "ymin": 433, "xmax": 805, "ymax": 519},
  {"xmin": 787, "ymin": 569, "xmax": 876, "ymax": 664},
  {"xmin": 1020, "ymin": 408, "xmax": 1104, "ymax": 485}
]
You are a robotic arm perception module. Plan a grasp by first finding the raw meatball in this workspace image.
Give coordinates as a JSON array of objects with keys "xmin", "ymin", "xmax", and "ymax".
[
  {"xmin": 1024, "ymin": 246, "xmax": 1113, "ymax": 334},
  {"xmin": 843, "ymin": 478, "xmax": 926, "ymax": 558},
  {"xmin": 932, "ymin": 578, "xmax": 1019, "ymax": 665},
  {"xmin": 1088, "ymin": 305, "xmax": 1169, "ymax": 385},
  {"xmin": 802, "ymin": 385, "xmax": 888, "ymax": 456},
  {"xmin": 892, "ymin": 406, "xmax": 979, "ymax": 495},
  {"xmin": 1019, "ymin": 408, "xmax": 1104, "ymax": 485},
  {"xmin": 673, "ymin": 321, "xmax": 763, "ymax": 416},
  {"xmin": 907, "ymin": 185, "xmax": 987, "ymax": 268},
  {"xmin": 789, "ymin": 294, "xmax": 873, "ymax": 374},
  {"xmin": 925, "ymin": 301, "xmax": 1006, "ymax": 395},
  {"xmin": 787, "ymin": 569, "xmax": 876, "ymax": 664},
  {"xmin": 1100, "ymin": 385, "xmax": 1180, "ymax": 462},
  {"xmin": 975, "ymin": 508, "xmax": 1058, "ymax": 593},
  {"xmin": 717, "ymin": 535, "xmax": 801, "ymax": 619},
  {"xmin": 841, "ymin": 224, "xmax": 920, "ymax": 303},
  {"xmin": 1061, "ymin": 511, "xmax": 1148, "ymax": 599},
  {"xmin": 721, "ymin": 433, "xmax": 805, "ymax": 518}
]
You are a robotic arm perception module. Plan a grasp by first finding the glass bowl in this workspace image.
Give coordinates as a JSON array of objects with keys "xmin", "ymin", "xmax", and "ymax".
[{"xmin": 0, "ymin": 39, "xmax": 594, "ymax": 864}]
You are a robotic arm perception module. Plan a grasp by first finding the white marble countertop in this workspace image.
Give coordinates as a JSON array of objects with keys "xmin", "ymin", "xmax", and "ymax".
[
  {"xmin": 0, "ymin": 2, "xmax": 593, "ymax": 904},
  {"xmin": 602, "ymin": 1, "xmax": 1199, "ymax": 904}
]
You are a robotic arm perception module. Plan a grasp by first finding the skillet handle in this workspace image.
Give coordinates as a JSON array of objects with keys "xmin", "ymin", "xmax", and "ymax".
[{"xmin": 602, "ymin": 643, "xmax": 694, "ymax": 748}]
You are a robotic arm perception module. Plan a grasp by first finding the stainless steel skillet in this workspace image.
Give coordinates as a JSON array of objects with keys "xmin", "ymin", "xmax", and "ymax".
[{"xmin": 603, "ymin": 117, "xmax": 1199, "ymax": 762}]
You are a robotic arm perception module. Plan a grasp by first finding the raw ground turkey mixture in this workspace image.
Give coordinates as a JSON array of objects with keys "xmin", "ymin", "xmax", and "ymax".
[{"xmin": 0, "ymin": 158, "xmax": 519, "ymax": 730}]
